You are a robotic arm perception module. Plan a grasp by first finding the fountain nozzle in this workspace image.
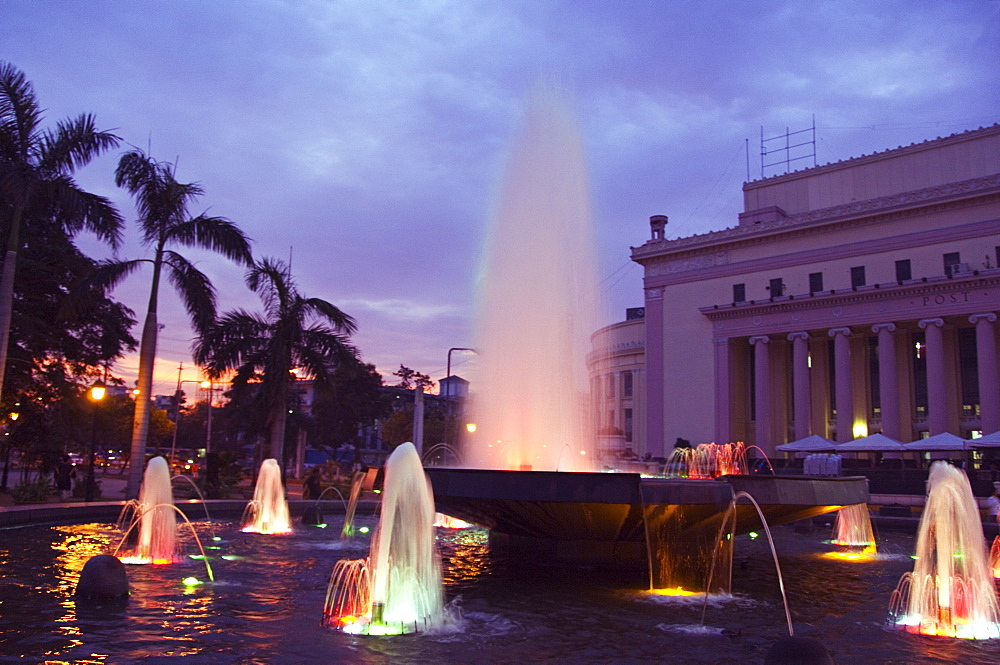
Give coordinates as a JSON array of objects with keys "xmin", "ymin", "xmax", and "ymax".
[{"xmin": 371, "ymin": 602, "xmax": 385, "ymax": 624}]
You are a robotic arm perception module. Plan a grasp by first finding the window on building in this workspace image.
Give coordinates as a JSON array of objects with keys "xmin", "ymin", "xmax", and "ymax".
[
  {"xmin": 959, "ymin": 327, "xmax": 979, "ymax": 418},
  {"xmin": 850, "ymin": 266, "xmax": 866, "ymax": 288},
  {"xmin": 623, "ymin": 371, "xmax": 633, "ymax": 398},
  {"xmin": 733, "ymin": 283, "xmax": 745, "ymax": 303},
  {"xmin": 943, "ymin": 252, "xmax": 961, "ymax": 277},
  {"xmin": 606, "ymin": 374, "xmax": 615, "ymax": 398},
  {"xmin": 624, "ymin": 408, "xmax": 633, "ymax": 443},
  {"xmin": 895, "ymin": 259, "xmax": 911, "ymax": 282},
  {"xmin": 808, "ymin": 272, "xmax": 823, "ymax": 293},
  {"xmin": 995, "ymin": 246, "xmax": 999, "ymax": 270},
  {"xmin": 769, "ymin": 278, "xmax": 784, "ymax": 297}
]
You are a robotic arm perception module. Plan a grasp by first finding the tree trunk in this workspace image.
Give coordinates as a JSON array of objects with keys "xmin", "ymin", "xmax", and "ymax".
[
  {"xmin": 0, "ymin": 206, "xmax": 25, "ymax": 405},
  {"xmin": 125, "ymin": 310, "xmax": 159, "ymax": 499}
]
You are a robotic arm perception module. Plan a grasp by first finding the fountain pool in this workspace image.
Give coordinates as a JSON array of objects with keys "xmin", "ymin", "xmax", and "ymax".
[{"xmin": 2, "ymin": 515, "xmax": 999, "ymax": 664}]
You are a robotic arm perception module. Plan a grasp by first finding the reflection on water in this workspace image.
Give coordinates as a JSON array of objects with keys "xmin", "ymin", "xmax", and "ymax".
[{"xmin": 1, "ymin": 517, "xmax": 999, "ymax": 664}]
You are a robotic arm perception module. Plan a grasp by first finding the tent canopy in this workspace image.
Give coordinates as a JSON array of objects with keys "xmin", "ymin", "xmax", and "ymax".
[
  {"xmin": 776, "ymin": 435, "xmax": 838, "ymax": 452},
  {"xmin": 836, "ymin": 433, "xmax": 905, "ymax": 451},
  {"xmin": 967, "ymin": 430, "xmax": 1000, "ymax": 448},
  {"xmin": 904, "ymin": 432, "xmax": 968, "ymax": 451}
]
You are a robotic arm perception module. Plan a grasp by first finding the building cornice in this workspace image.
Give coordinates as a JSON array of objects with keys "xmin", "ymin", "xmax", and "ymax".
[
  {"xmin": 631, "ymin": 174, "xmax": 1000, "ymax": 267},
  {"xmin": 699, "ymin": 270, "xmax": 1000, "ymax": 336}
]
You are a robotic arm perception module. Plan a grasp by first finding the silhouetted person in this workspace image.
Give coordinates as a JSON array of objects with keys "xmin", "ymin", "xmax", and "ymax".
[
  {"xmin": 55, "ymin": 454, "xmax": 75, "ymax": 501},
  {"xmin": 303, "ymin": 465, "xmax": 323, "ymax": 500}
]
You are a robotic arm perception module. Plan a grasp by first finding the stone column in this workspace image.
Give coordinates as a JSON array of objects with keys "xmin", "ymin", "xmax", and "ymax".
[
  {"xmin": 713, "ymin": 337, "xmax": 732, "ymax": 444},
  {"xmin": 970, "ymin": 313, "xmax": 999, "ymax": 434},
  {"xmin": 787, "ymin": 332, "xmax": 811, "ymax": 441},
  {"xmin": 919, "ymin": 318, "xmax": 947, "ymax": 435},
  {"xmin": 644, "ymin": 288, "xmax": 665, "ymax": 458},
  {"xmin": 750, "ymin": 336, "xmax": 771, "ymax": 450},
  {"xmin": 829, "ymin": 328, "xmax": 854, "ymax": 442},
  {"xmin": 872, "ymin": 323, "xmax": 900, "ymax": 440}
]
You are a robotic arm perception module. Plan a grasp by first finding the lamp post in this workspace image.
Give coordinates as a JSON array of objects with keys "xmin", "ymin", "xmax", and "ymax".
[
  {"xmin": 200, "ymin": 380, "xmax": 213, "ymax": 454},
  {"xmin": 86, "ymin": 380, "xmax": 106, "ymax": 502},
  {"xmin": 443, "ymin": 348, "xmax": 476, "ymax": 456}
]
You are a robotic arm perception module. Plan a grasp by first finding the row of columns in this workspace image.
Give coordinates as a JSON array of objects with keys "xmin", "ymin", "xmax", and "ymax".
[{"xmin": 748, "ymin": 312, "xmax": 999, "ymax": 445}]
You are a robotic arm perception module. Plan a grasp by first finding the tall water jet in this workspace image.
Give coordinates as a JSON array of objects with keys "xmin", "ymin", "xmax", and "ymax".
[
  {"xmin": 465, "ymin": 85, "xmax": 601, "ymax": 472},
  {"xmin": 242, "ymin": 458, "xmax": 291, "ymax": 535},
  {"xmin": 887, "ymin": 461, "xmax": 1000, "ymax": 639},
  {"xmin": 118, "ymin": 456, "xmax": 178, "ymax": 564},
  {"xmin": 324, "ymin": 442, "xmax": 445, "ymax": 635}
]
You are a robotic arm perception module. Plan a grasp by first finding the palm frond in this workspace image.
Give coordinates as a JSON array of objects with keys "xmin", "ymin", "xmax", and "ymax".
[
  {"xmin": 245, "ymin": 257, "xmax": 292, "ymax": 317},
  {"xmin": 169, "ymin": 214, "xmax": 253, "ymax": 265},
  {"xmin": 301, "ymin": 297, "xmax": 358, "ymax": 334},
  {"xmin": 58, "ymin": 259, "xmax": 147, "ymax": 319},
  {"xmin": 39, "ymin": 113, "xmax": 120, "ymax": 174},
  {"xmin": 42, "ymin": 175, "xmax": 124, "ymax": 248},
  {"xmin": 163, "ymin": 250, "xmax": 216, "ymax": 334},
  {"xmin": 0, "ymin": 62, "xmax": 41, "ymax": 161}
]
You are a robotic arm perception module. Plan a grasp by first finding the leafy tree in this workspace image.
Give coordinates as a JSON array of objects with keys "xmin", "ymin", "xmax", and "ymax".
[
  {"xmin": 196, "ymin": 257, "xmax": 358, "ymax": 465},
  {"xmin": 310, "ymin": 361, "xmax": 390, "ymax": 451},
  {"xmin": 393, "ymin": 364, "xmax": 433, "ymax": 392},
  {"xmin": 85, "ymin": 150, "xmax": 252, "ymax": 498},
  {"xmin": 0, "ymin": 61, "xmax": 123, "ymax": 405}
]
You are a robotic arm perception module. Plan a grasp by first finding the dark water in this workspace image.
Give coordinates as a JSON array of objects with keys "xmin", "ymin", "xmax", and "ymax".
[{"xmin": 1, "ymin": 516, "xmax": 998, "ymax": 664}]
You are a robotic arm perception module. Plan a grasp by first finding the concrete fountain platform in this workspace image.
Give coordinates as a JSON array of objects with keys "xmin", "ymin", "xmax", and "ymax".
[{"xmin": 424, "ymin": 468, "xmax": 870, "ymax": 570}]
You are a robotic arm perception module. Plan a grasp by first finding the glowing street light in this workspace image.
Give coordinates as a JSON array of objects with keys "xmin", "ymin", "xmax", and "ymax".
[{"xmin": 86, "ymin": 380, "xmax": 106, "ymax": 502}]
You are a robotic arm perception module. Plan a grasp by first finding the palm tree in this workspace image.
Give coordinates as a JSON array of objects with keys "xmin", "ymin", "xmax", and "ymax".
[
  {"xmin": 90, "ymin": 149, "xmax": 252, "ymax": 498},
  {"xmin": 0, "ymin": 61, "xmax": 123, "ymax": 405},
  {"xmin": 195, "ymin": 257, "xmax": 359, "ymax": 465}
]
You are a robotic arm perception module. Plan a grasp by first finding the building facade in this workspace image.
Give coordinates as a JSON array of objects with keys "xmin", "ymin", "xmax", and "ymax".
[{"xmin": 602, "ymin": 124, "xmax": 1000, "ymax": 459}]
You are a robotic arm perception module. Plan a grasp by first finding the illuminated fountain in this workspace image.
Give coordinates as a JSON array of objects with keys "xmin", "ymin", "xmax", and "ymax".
[
  {"xmin": 117, "ymin": 456, "xmax": 178, "ymax": 564},
  {"xmin": 887, "ymin": 461, "xmax": 1000, "ymax": 639},
  {"xmin": 424, "ymin": 85, "xmax": 868, "ymax": 574},
  {"xmin": 323, "ymin": 442, "xmax": 449, "ymax": 635},
  {"xmin": 832, "ymin": 503, "xmax": 876, "ymax": 552},
  {"xmin": 465, "ymin": 84, "xmax": 600, "ymax": 472},
  {"xmin": 991, "ymin": 537, "xmax": 1000, "ymax": 579},
  {"xmin": 241, "ymin": 458, "xmax": 291, "ymax": 535}
]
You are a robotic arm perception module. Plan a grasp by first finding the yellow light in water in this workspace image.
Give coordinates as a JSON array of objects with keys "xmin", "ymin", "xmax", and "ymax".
[
  {"xmin": 651, "ymin": 586, "xmax": 700, "ymax": 597},
  {"xmin": 749, "ymin": 532, "xmax": 759, "ymax": 539},
  {"xmin": 819, "ymin": 550, "xmax": 876, "ymax": 562},
  {"xmin": 182, "ymin": 577, "xmax": 202, "ymax": 586}
]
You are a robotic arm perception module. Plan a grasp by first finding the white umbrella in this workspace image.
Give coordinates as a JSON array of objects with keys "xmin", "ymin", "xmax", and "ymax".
[
  {"xmin": 836, "ymin": 433, "xmax": 906, "ymax": 451},
  {"xmin": 967, "ymin": 430, "xmax": 1000, "ymax": 448},
  {"xmin": 776, "ymin": 435, "xmax": 838, "ymax": 452},
  {"xmin": 904, "ymin": 432, "xmax": 968, "ymax": 451}
]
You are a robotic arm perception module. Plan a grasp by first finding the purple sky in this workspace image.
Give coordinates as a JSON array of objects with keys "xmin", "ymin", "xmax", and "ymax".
[{"xmin": 4, "ymin": 1, "xmax": 998, "ymax": 397}]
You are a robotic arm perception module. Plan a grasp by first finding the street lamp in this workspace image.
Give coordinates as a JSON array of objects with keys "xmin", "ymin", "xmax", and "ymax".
[
  {"xmin": 86, "ymin": 380, "xmax": 106, "ymax": 502},
  {"xmin": 443, "ymin": 348, "xmax": 476, "ymax": 454}
]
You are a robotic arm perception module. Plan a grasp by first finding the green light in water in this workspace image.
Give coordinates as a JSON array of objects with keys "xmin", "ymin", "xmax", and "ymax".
[
  {"xmin": 188, "ymin": 555, "xmax": 207, "ymax": 560},
  {"xmin": 212, "ymin": 536, "xmax": 222, "ymax": 541},
  {"xmin": 182, "ymin": 577, "xmax": 202, "ymax": 587},
  {"xmin": 315, "ymin": 523, "xmax": 328, "ymax": 528},
  {"xmin": 749, "ymin": 532, "xmax": 759, "ymax": 539},
  {"xmin": 221, "ymin": 555, "xmax": 243, "ymax": 561},
  {"xmin": 359, "ymin": 526, "xmax": 370, "ymax": 534},
  {"xmin": 207, "ymin": 546, "xmax": 223, "ymax": 550}
]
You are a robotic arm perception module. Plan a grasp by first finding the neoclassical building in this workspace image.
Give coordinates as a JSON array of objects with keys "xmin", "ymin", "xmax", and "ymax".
[{"xmin": 593, "ymin": 124, "xmax": 1000, "ymax": 459}]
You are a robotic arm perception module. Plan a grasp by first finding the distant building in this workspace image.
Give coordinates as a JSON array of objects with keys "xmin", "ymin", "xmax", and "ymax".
[
  {"xmin": 593, "ymin": 124, "xmax": 1000, "ymax": 459},
  {"xmin": 439, "ymin": 375, "xmax": 470, "ymax": 399}
]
